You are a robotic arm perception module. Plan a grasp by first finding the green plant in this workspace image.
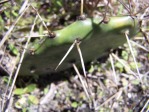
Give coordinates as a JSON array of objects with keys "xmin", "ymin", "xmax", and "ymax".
[{"xmin": 19, "ymin": 16, "xmax": 139, "ymax": 76}]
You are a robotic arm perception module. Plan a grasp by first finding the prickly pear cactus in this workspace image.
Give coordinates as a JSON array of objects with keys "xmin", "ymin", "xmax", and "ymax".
[{"xmin": 19, "ymin": 16, "xmax": 139, "ymax": 76}]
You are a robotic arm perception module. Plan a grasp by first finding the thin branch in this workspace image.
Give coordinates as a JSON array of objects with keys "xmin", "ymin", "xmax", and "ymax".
[
  {"xmin": 55, "ymin": 40, "xmax": 77, "ymax": 70},
  {"xmin": 19, "ymin": 0, "xmax": 29, "ymax": 14},
  {"xmin": 130, "ymin": 40, "xmax": 149, "ymax": 52},
  {"xmin": 80, "ymin": 0, "xmax": 84, "ymax": 16},
  {"xmin": 109, "ymin": 54, "xmax": 118, "ymax": 84},
  {"xmin": 0, "ymin": 4, "xmax": 30, "ymax": 49},
  {"xmin": 4, "ymin": 15, "xmax": 38, "ymax": 112},
  {"xmin": 140, "ymin": 99, "xmax": 149, "ymax": 112},
  {"xmin": 111, "ymin": 53, "xmax": 139, "ymax": 79},
  {"xmin": 95, "ymin": 89, "xmax": 123, "ymax": 111},
  {"xmin": 117, "ymin": 0, "xmax": 131, "ymax": 14},
  {"xmin": 125, "ymin": 32, "xmax": 142, "ymax": 83},
  {"xmin": 72, "ymin": 64, "xmax": 91, "ymax": 101},
  {"xmin": 30, "ymin": 4, "xmax": 52, "ymax": 35},
  {"xmin": 76, "ymin": 42, "xmax": 87, "ymax": 78}
]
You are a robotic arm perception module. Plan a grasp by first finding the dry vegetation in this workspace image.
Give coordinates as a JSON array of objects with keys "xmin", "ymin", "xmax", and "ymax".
[{"xmin": 0, "ymin": 0, "xmax": 149, "ymax": 112}]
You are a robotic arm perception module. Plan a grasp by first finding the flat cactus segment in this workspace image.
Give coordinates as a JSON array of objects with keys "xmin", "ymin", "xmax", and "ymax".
[{"xmin": 19, "ymin": 16, "xmax": 139, "ymax": 76}]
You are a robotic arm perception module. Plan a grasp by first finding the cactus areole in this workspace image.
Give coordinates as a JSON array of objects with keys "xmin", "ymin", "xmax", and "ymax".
[{"xmin": 19, "ymin": 16, "xmax": 139, "ymax": 76}]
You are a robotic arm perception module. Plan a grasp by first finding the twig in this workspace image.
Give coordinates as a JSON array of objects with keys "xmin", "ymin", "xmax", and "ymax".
[
  {"xmin": 40, "ymin": 84, "xmax": 57, "ymax": 105},
  {"xmin": 110, "ymin": 90, "xmax": 122, "ymax": 111},
  {"xmin": 72, "ymin": 64, "xmax": 91, "ymax": 101},
  {"xmin": 140, "ymin": 99, "xmax": 149, "ymax": 112},
  {"xmin": 76, "ymin": 41, "xmax": 95, "ymax": 108},
  {"xmin": 109, "ymin": 54, "xmax": 118, "ymax": 84},
  {"xmin": 95, "ymin": 89, "xmax": 123, "ymax": 110},
  {"xmin": 19, "ymin": 0, "xmax": 29, "ymax": 14},
  {"xmin": 117, "ymin": 0, "xmax": 131, "ymax": 14},
  {"xmin": 125, "ymin": 32, "xmax": 142, "ymax": 83},
  {"xmin": 30, "ymin": 4, "xmax": 52, "ymax": 35},
  {"xmin": 80, "ymin": 0, "xmax": 84, "ymax": 16},
  {"xmin": 76, "ymin": 42, "xmax": 87, "ymax": 78},
  {"xmin": 111, "ymin": 53, "xmax": 139, "ymax": 78},
  {"xmin": 130, "ymin": 40, "xmax": 149, "ymax": 52},
  {"xmin": 55, "ymin": 40, "xmax": 77, "ymax": 70},
  {"xmin": 0, "ymin": 4, "xmax": 30, "ymax": 49},
  {"xmin": 4, "ymin": 15, "xmax": 38, "ymax": 112}
]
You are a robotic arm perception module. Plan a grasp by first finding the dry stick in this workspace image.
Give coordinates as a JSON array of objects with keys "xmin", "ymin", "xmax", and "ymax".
[
  {"xmin": 140, "ymin": 28, "xmax": 149, "ymax": 44},
  {"xmin": 19, "ymin": 0, "xmax": 29, "ymax": 14},
  {"xmin": 24, "ymin": 34, "xmax": 49, "ymax": 38},
  {"xmin": 80, "ymin": 0, "xmax": 84, "ymax": 16},
  {"xmin": 141, "ymin": 99, "xmax": 149, "ymax": 112},
  {"xmin": 139, "ymin": 7, "xmax": 149, "ymax": 44},
  {"xmin": 72, "ymin": 64, "xmax": 91, "ymax": 101},
  {"xmin": 55, "ymin": 38, "xmax": 92, "ymax": 101},
  {"xmin": 76, "ymin": 42, "xmax": 96, "ymax": 109},
  {"xmin": 110, "ymin": 89, "xmax": 123, "ymax": 111},
  {"xmin": 117, "ymin": 0, "xmax": 131, "ymax": 14},
  {"xmin": 40, "ymin": 84, "xmax": 57, "ymax": 105},
  {"xmin": 95, "ymin": 75, "xmax": 138, "ymax": 111},
  {"xmin": 76, "ymin": 41, "xmax": 94, "ymax": 103},
  {"xmin": 139, "ymin": 7, "xmax": 149, "ymax": 20},
  {"xmin": 130, "ymin": 40, "xmax": 149, "ymax": 52},
  {"xmin": 147, "ymin": 107, "xmax": 149, "ymax": 112},
  {"xmin": 75, "ymin": 41, "xmax": 89, "ymax": 91},
  {"xmin": 55, "ymin": 40, "xmax": 77, "ymax": 70},
  {"xmin": 0, "ymin": 4, "xmax": 30, "ymax": 49},
  {"xmin": 76, "ymin": 41, "xmax": 93, "ymax": 90},
  {"xmin": 125, "ymin": 32, "xmax": 142, "ymax": 83},
  {"xmin": 2, "ymin": 4, "xmax": 30, "ymax": 111},
  {"xmin": 109, "ymin": 54, "xmax": 118, "ymax": 85},
  {"xmin": 55, "ymin": 40, "xmax": 88, "ymax": 91},
  {"xmin": 128, "ymin": 0, "xmax": 132, "ymax": 15},
  {"xmin": 55, "ymin": 39, "xmax": 87, "ymax": 76},
  {"xmin": 111, "ymin": 53, "xmax": 138, "ymax": 78},
  {"xmin": 55, "ymin": 39, "xmax": 93, "ymax": 104},
  {"xmin": 76, "ymin": 42, "xmax": 87, "ymax": 78},
  {"xmin": 103, "ymin": 0, "xmax": 110, "ymax": 20},
  {"xmin": 30, "ymin": 4, "xmax": 55, "ymax": 51},
  {"xmin": 97, "ymin": 0, "xmax": 110, "ymax": 25},
  {"xmin": 95, "ymin": 89, "xmax": 123, "ymax": 111},
  {"xmin": 134, "ymin": 5, "xmax": 149, "ymax": 16},
  {"xmin": 30, "ymin": 4, "xmax": 52, "ymax": 35},
  {"xmin": 5, "ymin": 15, "xmax": 38, "ymax": 112}
]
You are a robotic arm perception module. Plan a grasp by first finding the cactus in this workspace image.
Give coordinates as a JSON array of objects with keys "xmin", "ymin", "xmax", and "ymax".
[{"xmin": 19, "ymin": 16, "xmax": 139, "ymax": 76}]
